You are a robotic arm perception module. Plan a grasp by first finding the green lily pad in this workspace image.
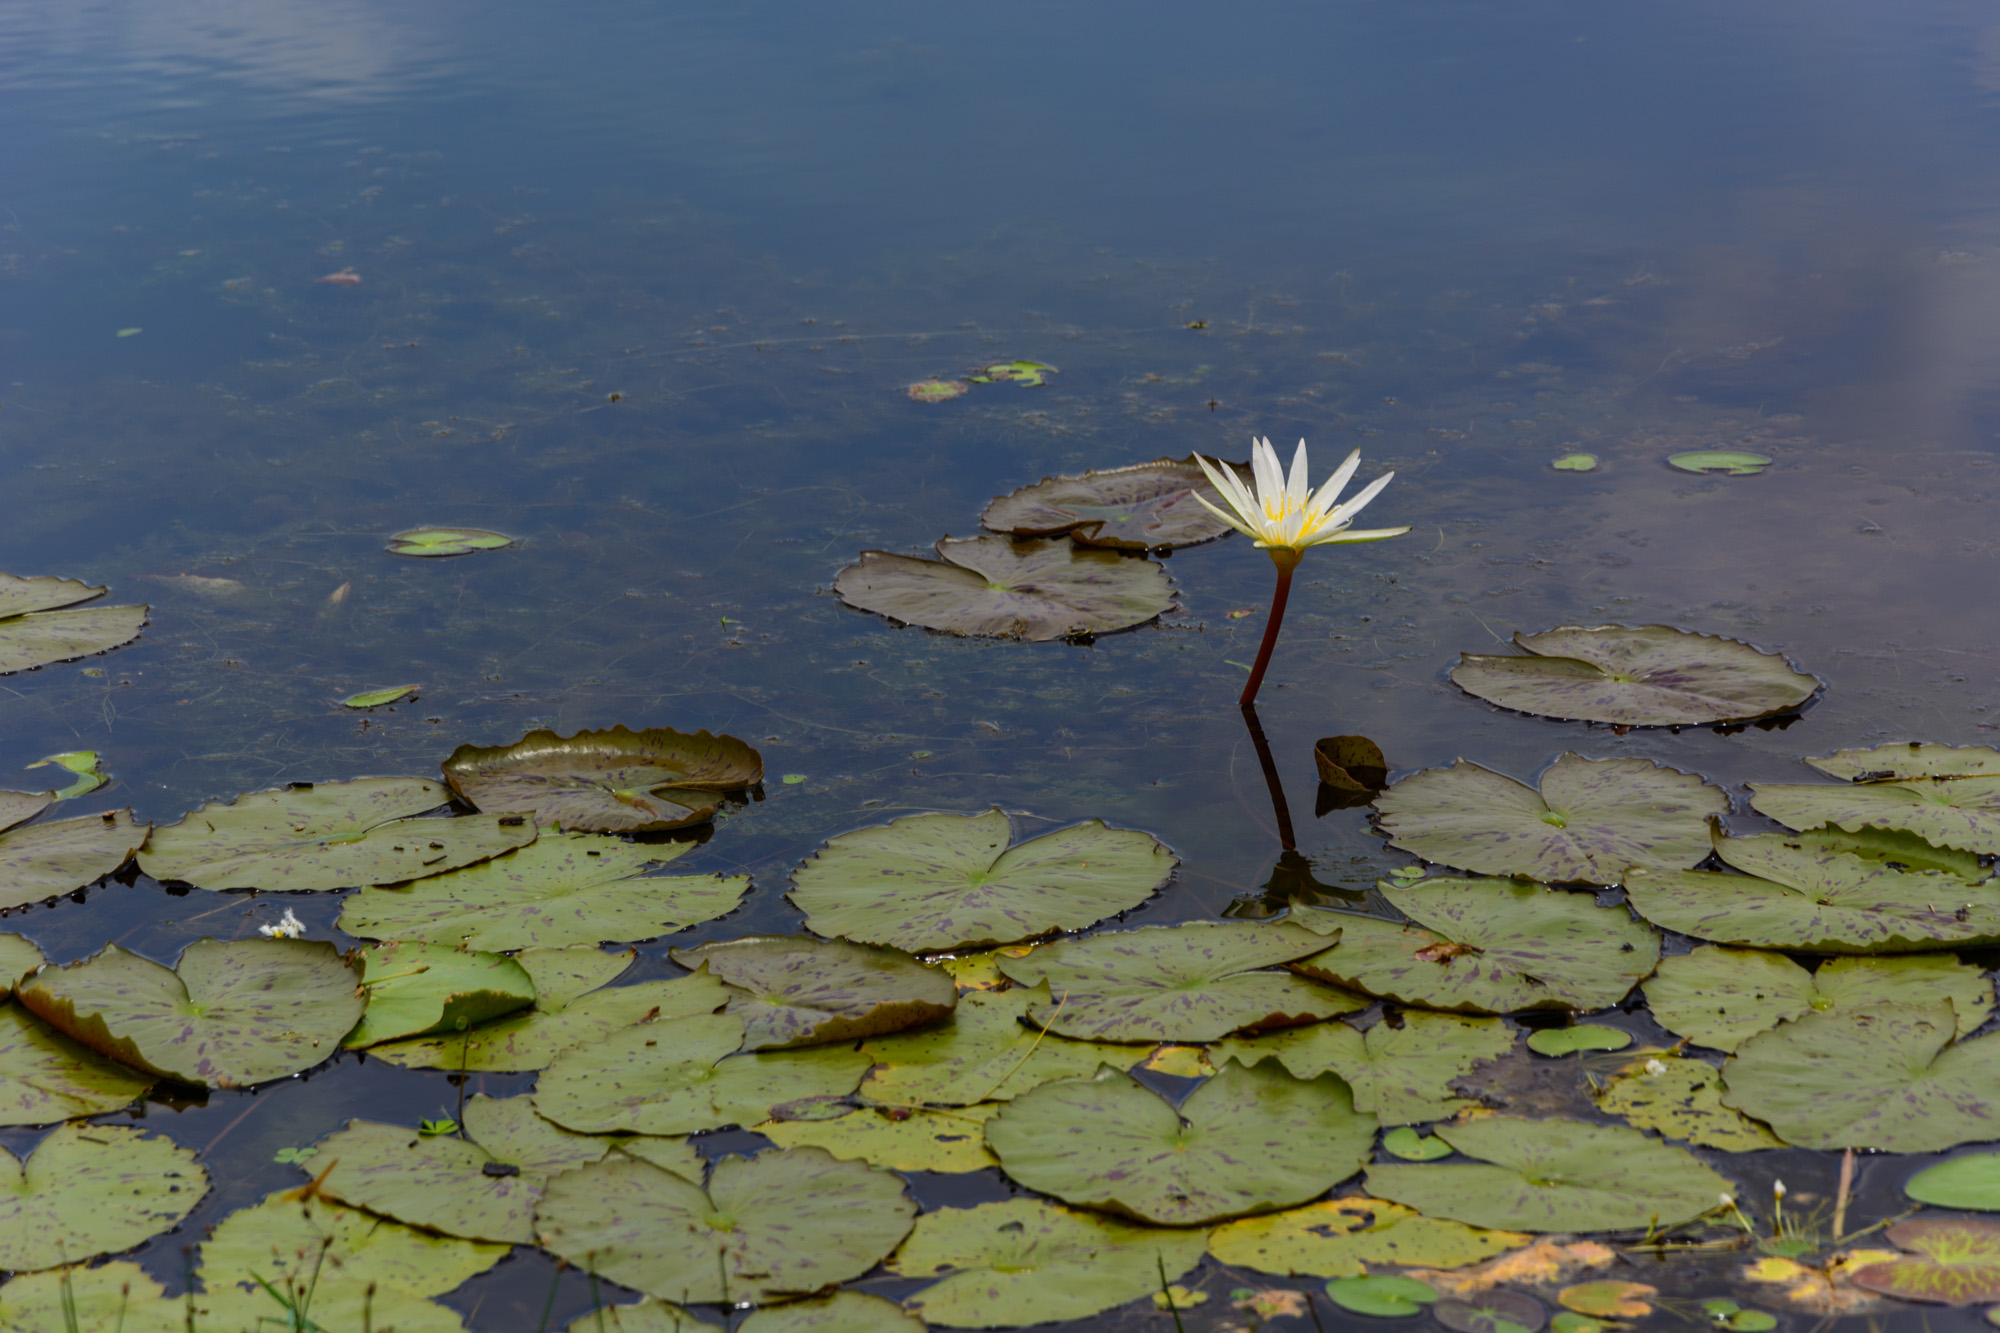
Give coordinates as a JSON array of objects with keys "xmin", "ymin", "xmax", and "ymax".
[
  {"xmin": 891, "ymin": 1197, "xmax": 1206, "ymax": 1328},
  {"xmin": 1449, "ymin": 626, "xmax": 1818, "ymax": 727},
  {"xmin": 0, "ymin": 793, "xmax": 50, "ymax": 834},
  {"xmin": 1624, "ymin": 826, "xmax": 2000, "ymax": 952},
  {"xmin": 0, "ymin": 1003, "xmax": 154, "ymax": 1124},
  {"xmin": 1550, "ymin": 454, "xmax": 1598, "ymax": 472},
  {"xmin": 0, "ymin": 807, "xmax": 149, "ymax": 909},
  {"xmin": 968, "ymin": 360, "xmax": 1056, "ymax": 386},
  {"xmin": 1324, "ymin": 1275, "xmax": 1441, "ymax": 1317},
  {"xmin": 672, "ymin": 935, "xmax": 956, "ymax": 1050},
  {"xmin": 1646, "ymin": 946, "xmax": 1994, "ymax": 1050},
  {"xmin": 1436, "ymin": 1290, "xmax": 1547, "ymax": 1333},
  {"xmin": 1788, "ymin": 825, "xmax": 1990, "ymax": 880},
  {"xmin": 1290, "ymin": 881, "xmax": 1660, "ymax": 1014},
  {"xmin": 197, "ymin": 1283, "xmax": 470, "ymax": 1333},
  {"xmin": 1210, "ymin": 1198, "xmax": 1527, "ymax": 1277},
  {"xmin": 1721, "ymin": 1001, "xmax": 2000, "ymax": 1151},
  {"xmin": 386, "ymin": 527, "xmax": 514, "ymax": 556},
  {"xmin": 984, "ymin": 1060, "xmax": 1376, "ymax": 1225},
  {"xmin": 908, "ymin": 379, "xmax": 969, "ymax": 402},
  {"xmin": 564, "ymin": 1300, "xmax": 719, "ymax": 1333},
  {"xmin": 833, "ymin": 536, "xmax": 1176, "ymax": 641},
  {"xmin": 341, "ymin": 684, "xmax": 419, "ymax": 708},
  {"xmin": 1527, "ymin": 1025, "xmax": 1631, "ymax": 1056},
  {"xmin": 1364, "ymin": 1115, "xmax": 1734, "ymax": 1231},
  {"xmin": 342, "ymin": 942, "xmax": 536, "ymax": 1048},
  {"xmin": 441, "ymin": 724, "xmax": 762, "ymax": 833},
  {"xmin": 340, "ymin": 830, "xmax": 742, "ymax": 950},
  {"xmin": 138, "ymin": 776, "xmax": 535, "ymax": 891},
  {"xmin": 1374, "ymin": 754, "xmax": 1727, "ymax": 884},
  {"xmin": 790, "ymin": 807, "xmax": 1176, "ymax": 952},
  {"xmin": 739, "ymin": 1294, "xmax": 924, "ymax": 1333},
  {"xmin": 1214, "ymin": 1010, "xmax": 1514, "ymax": 1124},
  {"xmin": 1382, "ymin": 1127, "xmax": 1453, "ymax": 1159},
  {"xmin": 856, "ymin": 983, "xmax": 1140, "ymax": 1106},
  {"xmin": 25, "ymin": 750, "xmax": 107, "ymax": 800},
  {"xmin": 0, "ymin": 934, "xmax": 42, "ymax": 996},
  {"xmin": 1750, "ymin": 743, "xmax": 2000, "ymax": 855},
  {"xmin": 762, "ymin": 1103, "xmax": 999, "ymax": 1173},
  {"xmin": 996, "ymin": 920, "xmax": 1360, "ymax": 1041},
  {"xmin": 0, "ymin": 1262, "xmax": 183, "ymax": 1333},
  {"xmin": 0, "ymin": 574, "xmax": 147, "ymax": 675},
  {"xmin": 310, "ymin": 1094, "xmax": 610, "ymax": 1244},
  {"xmin": 1592, "ymin": 1055, "xmax": 1784, "ymax": 1151},
  {"xmin": 1848, "ymin": 1219, "xmax": 2000, "ymax": 1305},
  {"xmin": 196, "ymin": 1189, "xmax": 506, "ymax": 1301},
  {"xmin": 981, "ymin": 455, "xmax": 1253, "ymax": 550},
  {"xmin": 1667, "ymin": 450, "xmax": 1770, "ymax": 475},
  {"xmin": 20, "ymin": 939, "xmax": 365, "ymax": 1088},
  {"xmin": 0, "ymin": 1124, "xmax": 205, "ymax": 1272},
  {"xmin": 1908, "ymin": 1154, "xmax": 2000, "ymax": 1210},
  {"xmin": 536, "ymin": 1148, "xmax": 915, "ymax": 1304}
]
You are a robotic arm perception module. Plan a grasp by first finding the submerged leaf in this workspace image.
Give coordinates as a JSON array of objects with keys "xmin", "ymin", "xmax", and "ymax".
[
  {"xmin": 1214, "ymin": 1009, "xmax": 1514, "ymax": 1124},
  {"xmin": 1750, "ymin": 743, "xmax": 2000, "ymax": 856},
  {"xmin": 672, "ymin": 935, "xmax": 955, "ymax": 1049},
  {"xmin": 1209, "ymin": 1198, "xmax": 1528, "ymax": 1277},
  {"xmin": 0, "ymin": 1124, "xmax": 205, "ymax": 1272},
  {"xmin": 441, "ymin": 725, "xmax": 762, "ymax": 833},
  {"xmin": 1646, "ymin": 946, "xmax": 1994, "ymax": 1051},
  {"xmin": 833, "ymin": 535, "xmax": 1176, "ymax": 640},
  {"xmin": 0, "ymin": 574, "xmax": 147, "ymax": 675},
  {"xmin": 0, "ymin": 807, "xmax": 149, "ymax": 909},
  {"xmin": 1848, "ymin": 1219, "xmax": 2000, "ymax": 1305},
  {"xmin": 981, "ymin": 455, "xmax": 1252, "ymax": 550},
  {"xmin": 342, "ymin": 942, "xmax": 536, "ymax": 1047}
]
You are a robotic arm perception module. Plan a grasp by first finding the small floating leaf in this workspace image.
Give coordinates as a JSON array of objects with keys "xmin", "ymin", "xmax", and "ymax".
[
  {"xmin": 1907, "ymin": 1154, "xmax": 2000, "ymax": 1210},
  {"xmin": 1667, "ymin": 450, "xmax": 1771, "ymax": 475},
  {"xmin": 1210, "ymin": 1198, "xmax": 1527, "ymax": 1277},
  {"xmin": 24, "ymin": 750, "xmax": 106, "ymax": 799},
  {"xmin": 833, "ymin": 535, "xmax": 1176, "ymax": 641},
  {"xmin": 342, "ymin": 684, "xmax": 420, "ymax": 708},
  {"xmin": 1750, "ymin": 743, "xmax": 2000, "ymax": 856},
  {"xmin": 1646, "ymin": 946, "xmax": 1993, "ymax": 1050},
  {"xmin": 968, "ymin": 360, "xmax": 1056, "ymax": 386},
  {"xmin": 441, "ymin": 724, "xmax": 762, "ymax": 834},
  {"xmin": 981, "ymin": 455, "xmax": 1253, "ymax": 550},
  {"xmin": 0, "ymin": 1124, "xmax": 206, "ymax": 1272},
  {"xmin": 1527, "ymin": 1025, "xmax": 1631, "ymax": 1057},
  {"xmin": 671, "ymin": 935, "xmax": 956, "ymax": 1050},
  {"xmin": 1847, "ymin": 1219, "xmax": 2000, "ymax": 1305},
  {"xmin": 342, "ymin": 942, "xmax": 536, "ymax": 1048},
  {"xmin": 1324, "ymin": 1275, "xmax": 1440, "ymax": 1316},
  {"xmin": 386, "ymin": 527, "xmax": 514, "ymax": 557},
  {"xmin": 906, "ymin": 379, "xmax": 968, "ymax": 402},
  {"xmin": 1382, "ymin": 1128, "xmax": 1453, "ymax": 1160},
  {"xmin": 1315, "ymin": 734, "xmax": 1389, "ymax": 793},
  {"xmin": 1550, "ymin": 454, "xmax": 1597, "ymax": 472}
]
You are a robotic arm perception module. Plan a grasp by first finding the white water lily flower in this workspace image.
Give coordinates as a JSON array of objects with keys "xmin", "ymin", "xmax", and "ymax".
[
  {"xmin": 1192, "ymin": 437, "xmax": 1409, "ymax": 559},
  {"xmin": 259, "ymin": 908, "xmax": 305, "ymax": 940},
  {"xmin": 1643, "ymin": 1057, "xmax": 1669, "ymax": 1077}
]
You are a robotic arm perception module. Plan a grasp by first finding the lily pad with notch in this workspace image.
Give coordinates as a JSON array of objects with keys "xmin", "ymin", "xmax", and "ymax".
[
  {"xmin": 1749, "ymin": 743, "xmax": 2000, "ymax": 856},
  {"xmin": 196, "ymin": 1189, "xmax": 505, "ymax": 1305},
  {"xmin": 856, "ymin": 983, "xmax": 1139, "ymax": 1107},
  {"xmin": 341, "ymin": 941, "xmax": 536, "ymax": 1048},
  {"xmin": 442, "ymin": 725, "xmax": 762, "ymax": 834},
  {"xmin": 1374, "ymin": 754, "xmax": 1726, "ymax": 884},
  {"xmin": 0, "ymin": 804, "xmax": 149, "ymax": 910},
  {"xmin": 1646, "ymin": 946, "xmax": 1993, "ymax": 1051},
  {"xmin": 1214, "ymin": 1009, "xmax": 1514, "ymax": 1124},
  {"xmin": 1209, "ymin": 1198, "xmax": 1528, "ymax": 1277},
  {"xmin": 0, "ymin": 1124, "xmax": 206, "ymax": 1272},
  {"xmin": 1848, "ymin": 1219, "xmax": 2000, "ymax": 1305},
  {"xmin": 981, "ymin": 455, "xmax": 1254, "ymax": 550},
  {"xmin": 386, "ymin": 527, "xmax": 513, "ymax": 557},
  {"xmin": 671, "ymin": 935, "xmax": 955, "ymax": 1050},
  {"xmin": 0, "ymin": 573, "xmax": 147, "ymax": 675},
  {"xmin": 0, "ymin": 1002, "xmax": 155, "ymax": 1124},
  {"xmin": 833, "ymin": 535, "xmax": 1176, "ymax": 641},
  {"xmin": 789, "ymin": 807, "xmax": 1176, "ymax": 953},
  {"xmin": 1449, "ymin": 625, "xmax": 1818, "ymax": 727}
]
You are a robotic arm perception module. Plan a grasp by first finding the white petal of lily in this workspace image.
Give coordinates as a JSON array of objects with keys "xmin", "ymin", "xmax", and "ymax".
[
  {"xmin": 1315, "ymin": 524, "xmax": 1412, "ymax": 545},
  {"xmin": 1307, "ymin": 448, "xmax": 1364, "ymax": 520},
  {"xmin": 1192, "ymin": 455, "xmax": 1261, "ymax": 532},
  {"xmin": 1250, "ymin": 437, "xmax": 1285, "ymax": 512},
  {"xmin": 1328, "ymin": 469, "xmax": 1396, "ymax": 528},
  {"xmin": 1190, "ymin": 488, "xmax": 1260, "ymax": 540},
  {"xmin": 1286, "ymin": 439, "xmax": 1311, "ymax": 510}
]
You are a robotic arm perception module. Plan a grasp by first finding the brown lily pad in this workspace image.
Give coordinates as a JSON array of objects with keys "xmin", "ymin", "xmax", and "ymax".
[
  {"xmin": 981, "ymin": 456, "xmax": 1254, "ymax": 550},
  {"xmin": 442, "ymin": 725, "xmax": 763, "ymax": 833},
  {"xmin": 833, "ymin": 536, "xmax": 1175, "ymax": 641}
]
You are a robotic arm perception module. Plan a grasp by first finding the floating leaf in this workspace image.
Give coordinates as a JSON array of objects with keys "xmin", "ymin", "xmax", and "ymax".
[
  {"xmin": 1592, "ymin": 1055, "xmax": 1783, "ymax": 1152},
  {"xmin": 1383, "ymin": 1127, "xmax": 1453, "ymax": 1160},
  {"xmin": 0, "ymin": 1125, "xmax": 204, "ymax": 1271},
  {"xmin": 1527, "ymin": 1025, "xmax": 1630, "ymax": 1056},
  {"xmin": 196, "ymin": 1190, "xmax": 505, "ymax": 1302},
  {"xmin": 386, "ymin": 527, "xmax": 513, "ymax": 556},
  {"xmin": 1721, "ymin": 1002, "xmax": 2000, "ymax": 1151},
  {"xmin": 441, "ymin": 725, "xmax": 762, "ymax": 833},
  {"xmin": 1210, "ymin": 1198, "xmax": 1528, "ymax": 1277},
  {"xmin": 981, "ymin": 456, "xmax": 1252, "ymax": 550},
  {"xmin": 1750, "ymin": 743, "xmax": 2000, "ymax": 856},
  {"xmin": 25, "ymin": 750, "xmax": 106, "ymax": 800},
  {"xmin": 0, "ymin": 935, "xmax": 43, "ymax": 996},
  {"xmin": 739, "ymin": 1293, "xmax": 925, "ymax": 1333},
  {"xmin": 1558, "ymin": 1281, "xmax": 1655, "ymax": 1320},
  {"xmin": 833, "ymin": 536, "xmax": 1176, "ymax": 641},
  {"xmin": 1908, "ymin": 1154, "xmax": 2000, "ymax": 1210},
  {"xmin": 790, "ymin": 808, "xmax": 1175, "ymax": 952},
  {"xmin": 673, "ymin": 935, "xmax": 955, "ymax": 1050},
  {"xmin": 1290, "ymin": 881, "xmax": 1660, "ymax": 1014},
  {"xmin": 0, "ymin": 1262, "xmax": 182, "ymax": 1333},
  {"xmin": 891, "ymin": 1197, "xmax": 1206, "ymax": 1328},
  {"xmin": 1215, "ymin": 1009, "xmax": 1513, "ymax": 1124},
  {"xmin": 1667, "ymin": 450, "xmax": 1770, "ymax": 475},
  {"xmin": 343, "ymin": 942, "xmax": 535, "ymax": 1047},
  {"xmin": 997, "ymin": 920, "xmax": 1358, "ymax": 1041},
  {"xmin": 856, "ymin": 984, "xmax": 1138, "ymax": 1107},
  {"xmin": 564, "ymin": 1301, "xmax": 719, "ymax": 1333},
  {"xmin": 1789, "ymin": 825, "xmax": 1989, "ymax": 880},
  {"xmin": 907, "ymin": 379, "xmax": 968, "ymax": 402},
  {"xmin": 138, "ymin": 776, "xmax": 534, "ymax": 891},
  {"xmin": 1550, "ymin": 454, "xmax": 1597, "ymax": 472},
  {"xmin": 0, "ymin": 574, "xmax": 147, "ymax": 675},
  {"xmin": 1324, "ymin": 1275, "xmax": 1441, "ymax": 1317},
  {"xmin": 0, "ymin": 1003, "xmax": 153, "ymax": 1124},
  {"xmin": 342, "ymin": 684, "xmax": 419, "ymax": 708},
  {"xmin": 763, "ymin": 1104, "xmax": 999, "ymax": 1173},
  {"xmin": 1848, "ymin": 1219, "xmax": 2000, "ymax": 1305},
  {"xmin": 1375, "ymin": 754, "xmax": 1726, "ymax": 883},
  {"xmin": 20, "ymin": 939, "xmax": 365, "ymax": 1088},
  {"xmin": 1365, "ymin": 1116, "xmax": 1733, "ymax": 1232},
  {"xmin": 536, "ymin": 1148, "xmax": 914, "ymax": 1304},
  {"xmin": 1316, "ymin": 734, "xmax": 1389, "ymax": 793},
  {"xmin": 1646, "ymin": 946, "xmax": 1994, "ymax": 1051},
  {"xmin": 968, "ymin": 360, "xmax": 1056, "ymax": 386},
  {"xmin": 1449, "ymin": 626, "xmax": 1817, "ymax": 727},
  {"xmin": 1436, "ymin": 1290, "xmax": 1547, "ymax": 1333},
  {"xmin": 984, "ymin": 1060, "xmax": 1375, "ymax": 1225},
  {"xmin": 0, "ymin": 807, "xmax": 149, "ymax": 909}
]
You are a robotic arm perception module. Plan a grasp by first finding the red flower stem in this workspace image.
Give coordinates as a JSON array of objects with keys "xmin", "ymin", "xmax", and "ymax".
[{"xmin": 1238, "ymin": 559, "xmax": 1297, "ymax": 708}]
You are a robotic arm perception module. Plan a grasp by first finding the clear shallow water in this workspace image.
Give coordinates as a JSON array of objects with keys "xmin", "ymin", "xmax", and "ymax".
[{"xmin": 3, "ymin": 2, "xmax": 2000, "ymax": 1328}]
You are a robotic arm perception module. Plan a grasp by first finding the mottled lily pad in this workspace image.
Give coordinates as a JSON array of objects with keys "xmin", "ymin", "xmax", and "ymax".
[
  {"xmin": 790, "ymin": 807, "xmax": 1175, "ymax": 952},
  {"xmin": 535, "ymin": 1148, "xmax": 915, "ymax": 1304},
  {"xmin": 1750, "ymin": 743, "xmax": 2000, "ymax": 856},
  {"xmin": 1592, "ymin": 1055, "xmax": 1783, "ymax": 1151},
  {"xmin": 0, "ymin": 1003, "xmax": 154, "ymax": 1124},
  {"xmin": 0, "ymin": 807, "xmax": 149, "ymax": 909},
  {"xmin": 20, "ymin": 939, "xmax": 364, "ymax": 1088},
  {"xmin": 1908, "ymin": 1154, "xmax": 2000, "ymax": 1210},
  {"xmin": 139, "ymin": 776, "xmax": 534, "ymax": 891},
  {"xmin": 833, "ymin": 536, "xmax": 1176, "ymax": 641},
  {"xmin": 0, "ymin": 574, "xmax": 147, "ymax": 675},
  {"xmin": 1667, "ymin": 450, "xmax": 1770, "ymax": 475},
  {"xmin": 857, "ymin": 983, "xmax": 1139, "ymax": 1107},
  {"xmin": 0, "ymin": 1124, "xmax": 206, "ymax": 1272},
  {"xmin": 891, "ymin": 1197, "xmax": 1207, "ymax": 1329},
  {"xmin": 739, "ymin": 1293, "xmax": 925, "ymax": 1333},
  {"xmin": 672, "ymin": 935, "xmax": 956, "ymax": 1049},
  {"xmin": 0, "ymin": 1262, "xmax": 183, "ymax": 1333},
  {"xmin": 1647, "ymin": 946, "xmax": 1993, "ymax": 1051},
  {"xmin": 342, "ymin": 942, "xmax": 536, "ymax": 1048},
  {"xmin": 1374, "ymin": 754, "xmax": 1726, "ymax": 883},
  {"xmin": 1365, "ymin": 1116, "xmax": 1733, "ymax": 1231},
  {"xmin": 386, "ymin": 527, "xmax": 513, "ymax": 556},
  {"xmin": 1290, "ymin": 881, "xmax": 1660, "ymax": 1014},
  {"xmin": 1214, "ymin": 1009, "xmax": 1514, "ymax": 1124},
  {"xmin": 984, "ymin": 1060, "xmax": 1376, "ymax": 1225},
  {"xmin": 442, "ymin": 725, "xmax": 762, "ymax": 833},
  {"xmin": 0, "ymin": 936, "xmax": 40, "ymax": 996},
  {"xmin": 763, "ymin": 1104, "xmax": 999, "ymax": 1173},
  {"xmin": 197, "ymin": 1190, "xmax": 505, "ymax": 1303},
  {"xmin": 1450, "ymin": 626, "xmax": 1817, "ymax": 727},
  {"xmin": 1848, "ymin": 1219, "xmax": 2000, "ymax": 1305},
  {"xmin": 1209, "ymin": 1198, "xmax": 1528, "ymax": 1277},
  {"xmin": 981, "ymin": 456, "xmax": 1253, "ymax": 550},
  {"xmin": 997, "ymin": 920, "xmax": 1359, "ymax": 1041}
]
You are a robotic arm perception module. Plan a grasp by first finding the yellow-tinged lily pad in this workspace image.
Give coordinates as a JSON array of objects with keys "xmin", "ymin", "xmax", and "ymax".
[
  {"xmin": 1848, "ymin": 1219, "xmax": 2000, "ymax": 1305},
  {"xmin": 762, "ymin": 1103, "xmax": 999, "ymax": 1172},
  {"xmin": 907, "ymin": 379, "xmax": 968, "ymax": 402},
  {"xmin": 1209, "ymin": 1198, "xmax": 1529, "ymax": 1277},
  {"xmin": 1593, "ymin": 1054, "xmax": 1783, "ymax": 1152},
  {"xmin": 1558, "ymin": 1281, "xmax": 1656, "ymax": 1318},
  {"xmin": 856, "ymin": 983, "xmax": 1137, "ymax": 1107},
  {"xmin": 0, "ymin": 1262, "xmax": 183, "ymax": 1333}
]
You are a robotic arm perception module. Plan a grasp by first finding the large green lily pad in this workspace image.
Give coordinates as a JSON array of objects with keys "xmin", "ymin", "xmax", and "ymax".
[
  {"xmin": 0, "ymin": 1262, "xmax": 183, "ymax": 1333},
  {"xmin": 197, "ymin": 1190, "xmax": 505, "ymax": 1301},
  {"xmin": 0, "ymin": 574, "xmax": 147, "ymax": 675},
  {"xmin": 739, "ymin": 1293, "xmax": 926, "ymax": 1333},
  {"xmin": 1592, "ymin": 1054, "xmax": 1784, "ymax": 1151},
  {"xmin": 1848, "ymin": 1219, "xmax": 2000, "ymax": 1305},
  {"xmin": 342, "ymin": 941, "xmax": 536, "ymax": 1047},
  {"xmin": 1365, "ymin": 1116, "xmax": 1733, "ymax": 1231},
  {"xmin": 442, "ymin": 725, "xmax": 762, "ymax": 833},
  {"xmin": 1721, "ymin": 1002, "xmax": 2000, "ymax": 1151},
  {"xmin": 981, "ymin": 456, "xmax": 1251, "ymax": 550},
  {"xmin": 996, "ymin": 920, "xmax": 1359, "ymax": 1041},
  {"xmin": 672, "ymin": 935, "xmax": 956, "ymax": 1049},
  {"xmin": 0, "ymin": 1124, "xmax": 205, "ymax": 1271},
  {"xmin": 790, "ymin": 808, "xmax": 1176, "ymax": 952},
  {"xmin": 891, "ymin": 1198, "xmax": 1207, "ymax": 1329},
  {"xmin": 1290, "ymin": 881, "xmax": 1660, "ymax": 1014},
  {"xmin": 0, "ymin": 807, "xmax": 149, "ymax": 909},
  {"xmin": 311, "ymin": 1094, "xmax": 610, "ymax": 1244},
  {"xmin": 20, "ymin": 939, "xmax": 364, "ymax": 1088},
  {"xmin": 1646, "ymin": 946, "xmax": 1994, "ymax": 1050},
  {"xmin": 138, "ymin": 776, "xmax": 534, "ymax": 891},
  {"xmin": 1214, "ymin": 1009, "xmax": 1515, "ymax": 1123},
  {"xmin": 1624, "ymin": 826, "xmax": 2000, "ymax": 952},
  {"xmin": 833, "ymin": 535, "xmax": 1176, "ymax": 641},
  {"xmin": 984, "ymin": 1060, "xmax": 1376, "ymax": 1225},
  {"xmin": 1449, "ymin": 626, "xmax": 1817, "ymax": 727},
  {"xmin": 341, "ymin": 830, "xmax": 745, "ymax": 949},
  {"xmin": 1750, "ymin": 743, "xmax": 2000, "ymax": 855},
  {"xmin": 1374, "ymin": 754, "xmax": 1726, "ymax": 883},
  {"xmin": 1908, "ymin": 1154, "xmax": 2000, "ymax": 1210},
  {"xmin": 0, "ymin": 1003, "xmax": 153, "ymax": 1123},
  {"xmin": 857, "ymin": 983, "xmax": 1141, "ymax": 1106},
  {"xmin": 535, "ymin": 1148, "xmax": 916, "ymax": 1304},
  {"xmin": 1208, "ymin": 1198, "xmax": 1529, "ymax": 1277}
]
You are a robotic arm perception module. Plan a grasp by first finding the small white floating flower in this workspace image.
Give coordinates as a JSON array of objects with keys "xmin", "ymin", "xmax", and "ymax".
[
  {"xmin": 1643, "ymin": 1057, "xmax": 1669, "ymax": 1077},
  {"xmin": 259, "ymin": 908, "xmax": 305, "ymax": 940}
]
